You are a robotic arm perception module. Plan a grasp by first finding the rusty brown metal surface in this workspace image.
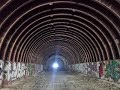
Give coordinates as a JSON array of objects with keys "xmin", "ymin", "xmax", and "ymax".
[{"xmin": 0, "ymin": 0, "xmax": 120, "ymax": 65}]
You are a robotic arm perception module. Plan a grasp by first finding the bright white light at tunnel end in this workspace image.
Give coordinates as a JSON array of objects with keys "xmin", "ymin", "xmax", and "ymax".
[{"xmin": 52, "ymin": 62, "xmax": 59, "ymax": 69}]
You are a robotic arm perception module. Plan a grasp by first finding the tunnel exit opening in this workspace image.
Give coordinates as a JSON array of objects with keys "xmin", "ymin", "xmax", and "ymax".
[
  {"xmin": 44, "ymin": 55, "xmax": 68, "ymax": 71},
  {"xmin": 52, "ymin": 62, "xmax": 59, "ymax": 69}
]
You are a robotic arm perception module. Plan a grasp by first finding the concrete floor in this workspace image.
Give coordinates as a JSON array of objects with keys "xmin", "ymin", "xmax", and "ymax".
[{"xmin": 1, "ymin": 71, "xmax": 120, "ymax": 90}]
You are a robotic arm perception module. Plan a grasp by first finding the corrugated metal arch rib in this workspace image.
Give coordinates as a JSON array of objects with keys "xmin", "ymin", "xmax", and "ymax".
[{"xmin": 0, "ymin": 0, "xmax": 120, "ymax": 64}]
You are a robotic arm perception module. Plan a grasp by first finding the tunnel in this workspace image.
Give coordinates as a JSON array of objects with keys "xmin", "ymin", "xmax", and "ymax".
[
  {"xmin": 44, "ymin": 55, "xmax": 67, "ymax": 71},
  {"xmin": 0, "ymin": 0, "xmax": 120, "ymax": 90}
]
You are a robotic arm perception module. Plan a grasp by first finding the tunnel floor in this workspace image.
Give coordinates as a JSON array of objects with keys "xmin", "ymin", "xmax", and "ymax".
[{"xmin": 1, "ymin": 71, "xmax": 120, "ymax": 90}]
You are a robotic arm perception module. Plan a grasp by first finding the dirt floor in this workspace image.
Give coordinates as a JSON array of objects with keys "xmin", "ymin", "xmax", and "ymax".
[{"xmin": 1, "ymin": 72, "xmax": 120, "ymax": 90}]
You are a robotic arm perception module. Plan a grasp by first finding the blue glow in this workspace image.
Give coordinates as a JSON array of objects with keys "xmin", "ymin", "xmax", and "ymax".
[{"xmin": 52, "ymin": 62, "xmax": 59, "ymax": 69}]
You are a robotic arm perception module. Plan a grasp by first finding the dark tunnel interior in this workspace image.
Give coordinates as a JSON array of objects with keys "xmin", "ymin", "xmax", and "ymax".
[
  {"xmin": 44, "ymin": 55, "xmax": 66, "ymax": 71},
  {"xmin": 0, "ymin": 0, "xmax": 120, "ymax": 89}
]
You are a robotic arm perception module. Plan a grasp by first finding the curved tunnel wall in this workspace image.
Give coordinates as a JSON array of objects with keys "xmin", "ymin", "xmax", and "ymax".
[{"xmin": 0, "ymin": 0, "xmax": 120, "ymax": 70}]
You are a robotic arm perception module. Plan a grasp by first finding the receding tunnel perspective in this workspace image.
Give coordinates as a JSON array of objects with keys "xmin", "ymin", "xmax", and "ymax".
[
  {"xmin": 44, "ymin": 55, "xmax": 67, "ymax": 71},
  {"xmin": 0, "ymin": 0, "xmax": 120, "ymax": 90}
]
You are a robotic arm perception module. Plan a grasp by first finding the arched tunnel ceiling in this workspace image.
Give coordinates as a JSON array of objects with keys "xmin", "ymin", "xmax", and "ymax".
[{"xmin": 0, "ymin": 0, "xmax": 120, "ymax": 65}]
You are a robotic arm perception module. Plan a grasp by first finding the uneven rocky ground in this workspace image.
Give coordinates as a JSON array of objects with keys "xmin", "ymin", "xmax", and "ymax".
[{"xmin": 1, "ymin": 72, "xmax": 120, "ymax": 90}]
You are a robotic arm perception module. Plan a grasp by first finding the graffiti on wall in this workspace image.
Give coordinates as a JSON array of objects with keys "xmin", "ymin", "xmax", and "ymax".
[
  {"xmin": 73, "ymin": 60, "xmax": 120, "ymax": 82},
  {"xmin": 73, "ymin": 62, "xmax": 99, "ymax": 77},
  {"xmin": 73, "ymin": 63, "xmax": 87, "ymax": 74},
  {"xmin": 86, "ymin": 62, "xmax": 99, "ymax": 77},
  {"xmin": 35, "ymin": 64, "xmax": 43, "ymax": 75},
  {"xmin": 27, "ymin": 64, "xmax": 35, "ymax": 75},
  {"xmin": 0, "ymin": 60, "xmax": 4, "ymax": 86},
  {"xmin": 4, "ymin": 61, "xmax": 30, "ymax": 81},
  {"xmin": 0, "ymin": 60, "xmax": 35, "ymax": 86},
  {"xmin": 105, "ymin": 60, "xmax": 120, "ymax": 82}
]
